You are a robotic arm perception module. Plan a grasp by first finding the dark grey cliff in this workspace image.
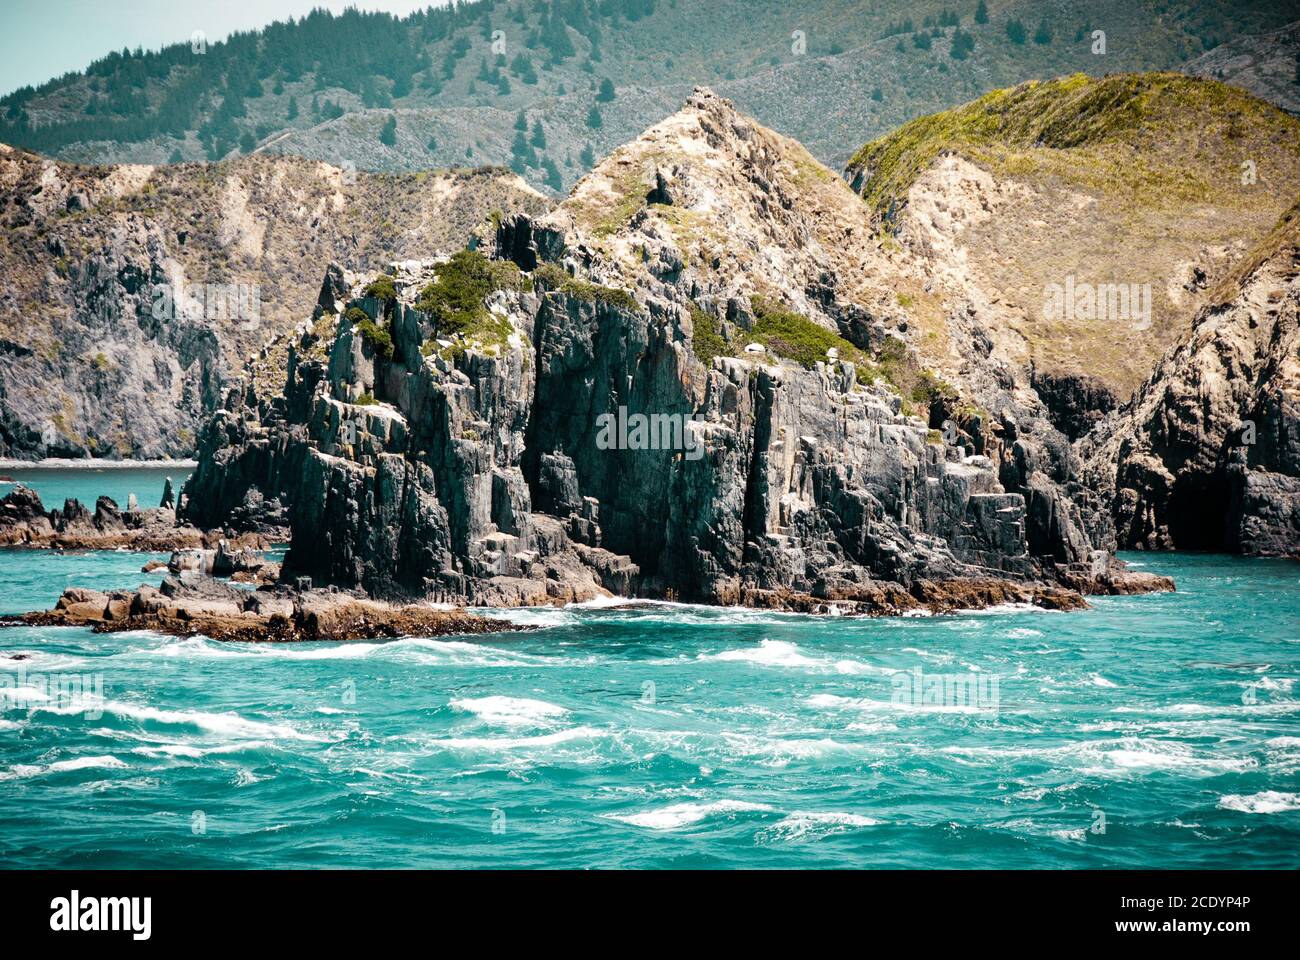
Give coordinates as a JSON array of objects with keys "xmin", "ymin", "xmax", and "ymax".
[{"xmin": 180, "ymin": 248, "xmax": 1164, "ymax": 610}]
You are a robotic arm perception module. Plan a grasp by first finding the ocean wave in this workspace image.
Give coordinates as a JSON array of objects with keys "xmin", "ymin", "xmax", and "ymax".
[
  {"xmin": 450, "ymin": 695, "xmax": 570, "ymax": 727},
  {"xmin": 939, "ymin": 737, "xmax": 1256, "ymax": 777},
  {"xmin": 700, "ymin": 639, "xmax": 877, "ymax": 674},
  {"xmin": 1217, "ymin": 791, "xmax": 1300, "ymax": 814},
  {"xmin": 429, "ymin": 725, "xmax": 606, "ymax": 752},
  {"xmin": 605, "ymin": 799, "xmax": 775, "ymax": 830},
  {"xmin": 130, "ymin": 740, "xmax": 278, "ymax": 759},
  {"xmin": 31, "ymin": 699, "xmax": 328, "ymax": 742},
  {"xmin": 757, "ymin": 810, "xmax": 882, "ymax": 843},
  {"xmin": 1, "ymin": 755, "xmax": 127, "ymax": 780},
  {"xmin": 148, "ymin": 633, "xmax": 585, "ymax": 668},
  {"xmin": 803, "ymin": 692, "xmax": 985, "ymax": 715}
]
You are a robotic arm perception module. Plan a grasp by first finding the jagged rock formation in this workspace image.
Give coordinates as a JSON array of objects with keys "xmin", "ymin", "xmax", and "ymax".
[
  {"xmin": 181, "ymin": 90, "xmax": 1169, "ymax": 609},
  {"xmin": 1081, "ymin": 200, "xmax": 1300, "ymax": 555},
  {"xmin": 0, "ymin": 144, "xmax": 548, "ymax": 459},
  {"xmin": 0, "ymin": 482, "xmax": 207, "ymax": 550}
]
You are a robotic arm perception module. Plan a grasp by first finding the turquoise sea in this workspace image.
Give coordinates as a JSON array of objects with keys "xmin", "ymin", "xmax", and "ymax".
[
  {"xmin": 0, "ymin": 466, "xmax": 189, "ymax": 512},
  {"xmin": 0, "ymin": 471, "xmax": 1297, "ymax": 869}
]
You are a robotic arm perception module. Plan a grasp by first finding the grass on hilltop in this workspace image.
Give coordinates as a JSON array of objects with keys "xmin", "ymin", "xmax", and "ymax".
[{"xmin": 849, "ymin": 72, "xmax": 1300, "ymax": 216}]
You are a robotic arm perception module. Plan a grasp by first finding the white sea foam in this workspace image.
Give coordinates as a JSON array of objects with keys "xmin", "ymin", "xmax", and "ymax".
[
  {"xmin": 759, "ymin": 810, "xmax": 881, "ymax": 842},
  {"xmin": 1217, "ymin": 791, "xmax": 1300, "ymax": 814},
  {"xmin": 431, "ymin": 725, "xmax": 605, "ymax": 751},
  {"xmin": 718, "ymin": 732, "xmax": 859, "ymax": 766},
  {"xmin": 130, "ymin": 740, "xmax": 277, "ymax": 759},
  {"xmin": 701, "ymin": 639, "xmax": 877, "ymax": 674},
  {"xmin": 803, "ymin": 692, "xmax": 982, "ymax": 715},
  {"xmin": 1, "ymin": 755, "xmax": 127, "ymax": 780},
  {"xmin": 606, "ymin": 799, "xmax": 775, "ymax": 830},
  {"xmin": 939, "ymin": 738, "xmax": 1256, "ymax": 777},
  {"xmin": 1090, "ymin": 674, "xmax": 1119, "ymax": 688},
  {"xmin": 565, "ymin": 594, "xmax": 638, "ymax": 609},
  {"xmin": 32, "ymin": 698, "xmax": 326, "ymax": 742},
  {"xmin": 450, "ymin": 695, "xmax": 569, "ymax": 727}
]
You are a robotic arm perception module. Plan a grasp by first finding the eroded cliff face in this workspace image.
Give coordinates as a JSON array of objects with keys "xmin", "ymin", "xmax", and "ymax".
[
  {"xmin": 0, "ymin": 144, "xmax": 548, "ymax": 459},
  {"xmin": 180, "ymin": 91, "xmax": 1166, "ymax": 608},
  {"xmin": 841, "ymin": 74, "xmax": 1300, "ymax": 561},
  {"xmin": 1081, "ymin": 202, "xmax": 1300, "ymax": 556}
]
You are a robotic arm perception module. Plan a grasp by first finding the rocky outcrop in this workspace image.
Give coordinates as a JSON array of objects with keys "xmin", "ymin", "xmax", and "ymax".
[
  {"xmin": 0, "ymin": 145, "xmax": 549, "ymax": 460},
  {"xmin": 0, "ymin": 483, "xmax": 211, "ymax": 550},
  {"xmin": 1081, "ymin": 201, "xmax": 1300, "ymax": 555},
  {"xmin": 2, "ymin": 577, "xmax": 519, "ymax": 643},
  {"xmin": 179, "ymin": 92, "xmax": 1165, "ymax": 610}
]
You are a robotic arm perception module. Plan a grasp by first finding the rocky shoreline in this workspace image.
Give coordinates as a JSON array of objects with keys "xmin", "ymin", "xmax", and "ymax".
[
  {"xmin": 0, "ymin": 482, "xmax": 280, "ymax": 553},
  {"xmin": 1, "ymin": 577, "xmax": 522, "ymax": 643}
]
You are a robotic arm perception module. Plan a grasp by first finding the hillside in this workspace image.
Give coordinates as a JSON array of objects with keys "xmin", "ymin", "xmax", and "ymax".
[
  {"xmin": 0, "ymin": 0, "xmax": 1291, "ymax": 195},
  {"xmin": 1187, "ymin": 18, "xmax": 1300, "ymax": 114},
  {"xmin": 1080, "ymin": 198, "xmax": 1300, "ymax": 554},
  {"xmin": 0, "ymin": 144, "xmax": 548, "ymax": 458},
  {"xmin": 845, "ymin": 72, "xmax": 1300, "ymax": 409}
]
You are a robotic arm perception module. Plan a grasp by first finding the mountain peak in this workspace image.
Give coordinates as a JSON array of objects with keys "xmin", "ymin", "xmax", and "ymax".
[{"xmin": 536, "ymin": 89, "xmax": 898, "ymax": 330}]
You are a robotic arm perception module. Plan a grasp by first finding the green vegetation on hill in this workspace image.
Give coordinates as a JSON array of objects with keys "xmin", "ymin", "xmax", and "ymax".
[
  {"xmin": 415, "ymin": 249, "xmax": 529, "ymax": 351},
  {"xmin": 849, "ymin": 72, "xmax": 1300, "ymax": 216},
  {"xmin": 345, "ymin": 305, "xmax": 395, "ymax": 360},
  {"xmin": 681, "ymin": 297, "xmax": 956, "ymax": 419},
  {"xmin": 532, "ymin": 262, "xmax": 638, "ymax": 311}
]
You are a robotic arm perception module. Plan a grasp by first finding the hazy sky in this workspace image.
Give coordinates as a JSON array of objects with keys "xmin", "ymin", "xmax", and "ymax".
[{"xmin": 0, "ymin": 0, "xmax": 448, "ymax": 97}]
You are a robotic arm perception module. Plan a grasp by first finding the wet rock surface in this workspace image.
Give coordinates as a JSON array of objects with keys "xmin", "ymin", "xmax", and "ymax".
[{"xmin": 2, "ymin": 576, "xmax": 521, "ymax": 643}]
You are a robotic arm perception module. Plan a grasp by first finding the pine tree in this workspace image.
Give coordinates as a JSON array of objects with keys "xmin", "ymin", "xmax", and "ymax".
[
  {"xmin": 543, "ymin": 156, "xmax": 562, "ymax": 191},
  {"xmin": 1033, "ymin": 18, "xmax": 1052, "ymax": 45},
  {"xmin": 975, "ymin": 1, "xmax": 988, "ymax": 25},
  {"xmin": 287, "ymin": 96, "xmax": 298, "ymax": 120},
  {"xmin": 379, "ymin": 114, "xmax": 397, "ymax": 146},
  {"xmin": 515, "ymin": 110, "xmax": 528, "ymax": 131},
  {"xmin": 596, "ymin": 77, "xmax": 615, "ymax": 102},
  {"xmin": 531, "ymin": 119, "xmax": 546, "ymax": 148},
  {"xmin": 1006, "ymin": 19, "xmax": 1027, "ymax": 44},
  {"xmin": 586, "ymin": 104, "xmax": 602, "ymax": 128}
]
